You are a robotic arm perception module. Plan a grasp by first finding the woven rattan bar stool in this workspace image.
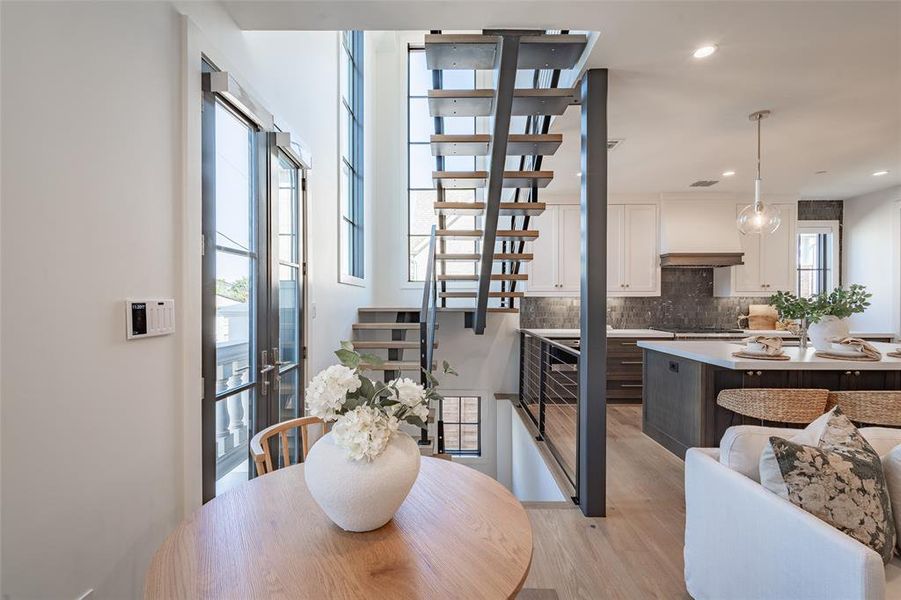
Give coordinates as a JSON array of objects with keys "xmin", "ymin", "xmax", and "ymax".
[
  {"xmin": 827, "ymin": 391, "xmax": 901, "ymax": 427},
  {"xmin": 716, "ymin": 388, "xmax": 831, "ymax": 425}
]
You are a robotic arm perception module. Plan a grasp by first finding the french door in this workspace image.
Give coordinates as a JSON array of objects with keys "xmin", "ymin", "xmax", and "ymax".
[{"xmin": 201, "ymin": 64, "xmax": 306, "ymax": 502}]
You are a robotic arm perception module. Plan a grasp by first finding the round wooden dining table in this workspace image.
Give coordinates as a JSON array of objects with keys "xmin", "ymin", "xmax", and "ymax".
[{"xmin": 145, "ymin": 457, "xmax": 533, "ymax": 600}]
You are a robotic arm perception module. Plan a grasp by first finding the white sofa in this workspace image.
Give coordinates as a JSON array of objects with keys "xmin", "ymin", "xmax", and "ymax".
[{"xmin": 685, "ymin": 426, "xmax": 901, "ymax": 600}]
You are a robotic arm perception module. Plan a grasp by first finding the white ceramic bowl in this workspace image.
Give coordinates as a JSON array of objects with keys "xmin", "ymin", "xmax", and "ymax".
[{"xmin": 746, "ymin": 341, "xmax": 767, "ymax": 353}]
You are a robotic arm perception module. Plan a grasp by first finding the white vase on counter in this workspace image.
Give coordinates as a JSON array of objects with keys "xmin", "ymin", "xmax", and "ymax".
[{"xmin": 808, "ymin": 316, "xmax": 850, "ymax": 351}]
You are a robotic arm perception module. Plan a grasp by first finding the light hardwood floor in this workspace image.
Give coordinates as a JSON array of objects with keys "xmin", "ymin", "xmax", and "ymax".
[{"xmin": 521, "ymin": 405, "xmax": 689, "ymax": 600}]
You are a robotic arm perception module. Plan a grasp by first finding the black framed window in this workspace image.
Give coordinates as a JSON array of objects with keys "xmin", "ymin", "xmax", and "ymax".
[
  {"xmin": 441, "ymin": 396, "xmax": 481, "ymax": 456},
  {"xmin": 340, "ymin": 31, "xmax": 364, "ymax": 280},
  {"xmin": 407, "ymin": 46, "xmax": 478, "ymax": 282},
  {"xmin": 797, "ymin": 224, "xmax": 837, "ymax": 297}
]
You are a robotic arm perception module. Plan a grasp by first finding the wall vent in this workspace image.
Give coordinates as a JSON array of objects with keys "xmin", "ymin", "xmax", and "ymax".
[
  {"xmin": 607, "ymin": 139, "xmax": 623, "ymax": 151},
  {"xmin": 689, "ymin": 180, "xmax": 719, "ymax": 187}
]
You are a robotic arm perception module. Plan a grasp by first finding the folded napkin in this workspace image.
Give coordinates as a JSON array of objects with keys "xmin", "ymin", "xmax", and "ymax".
[
  {"xmin": 742, "ymin": 335, "xmax": 784, "ymax": 356},
  {"xmin": 816, "ymin": 337, "xmax": 883, "ymax": 361},
  {"xmin": 888, "ymin": 347, "xmax": 901, "ymax": 359}
]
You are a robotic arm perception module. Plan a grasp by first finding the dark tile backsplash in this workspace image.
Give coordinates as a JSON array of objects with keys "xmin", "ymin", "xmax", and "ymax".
[{"xmin": 520, "ymin": 269, "xmax": 765, "ymax": 330}]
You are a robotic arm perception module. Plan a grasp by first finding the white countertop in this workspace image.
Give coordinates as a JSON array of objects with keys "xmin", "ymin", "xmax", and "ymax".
[
  {"xmin": 637, "ymin": 340, "xmax": 901, "ymax": 370},
  {"xmin": 520, "ymin": 328, "xmax": 675, "ymax": 339},
  {"xmin": 742, "ymin": 330, "xmax": 896, "ymax": 339}
]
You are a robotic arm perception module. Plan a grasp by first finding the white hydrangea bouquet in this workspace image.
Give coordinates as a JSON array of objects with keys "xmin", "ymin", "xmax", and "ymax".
[{"xmin": 304, "ymin": 342, "xmax": 455, "ymax": 462}]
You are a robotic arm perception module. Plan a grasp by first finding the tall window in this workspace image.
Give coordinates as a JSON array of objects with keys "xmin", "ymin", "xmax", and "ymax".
[
  {"xmin": 442, "ymin": 396, "xmax": 481, "ymax": 456},
  {"xmin": 797, "ymin": 221, "xmax": 839, "ymax": 297},
  {"xmin": 407, "ymin": 47, "xmax": 478, "ymax": 281},
  {"xmin": 340, "ymin": 31, "xmax": 364, "ymax": 282}
]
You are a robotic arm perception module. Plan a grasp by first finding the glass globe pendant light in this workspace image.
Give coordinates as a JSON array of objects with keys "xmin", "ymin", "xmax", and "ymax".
[{"xmin": 737, "ymin": 110, "xmax": 781, "ymax": 235}]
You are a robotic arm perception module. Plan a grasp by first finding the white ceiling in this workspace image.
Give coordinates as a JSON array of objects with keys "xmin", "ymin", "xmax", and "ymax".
[{"xmin": 224, "ymin": 0, "xmax": 901, "ymax": 199}]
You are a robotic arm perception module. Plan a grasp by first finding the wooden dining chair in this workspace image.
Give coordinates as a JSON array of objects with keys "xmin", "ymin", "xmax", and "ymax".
[
  {"xmin": 827, "ymin": 391, "xmax": 901, "ymax": 427},
  {"xmin": 250, "ymin": 416, "xmax": 330, "ymax": 476},
  {"xmin": 716, "ymin": 388, "xmax": 831, "ymax": 424}
]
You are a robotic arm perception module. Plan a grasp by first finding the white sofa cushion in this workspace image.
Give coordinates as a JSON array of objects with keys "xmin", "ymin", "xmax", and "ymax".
[{"xmin": 719, "ymin": 425, "xmax": 801, "ymax": 482}]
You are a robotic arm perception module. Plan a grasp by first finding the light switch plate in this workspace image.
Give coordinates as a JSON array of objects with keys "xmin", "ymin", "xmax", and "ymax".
[{"xmin": 126, "ymin": 299, "xmax": 175, "ymax": 340}]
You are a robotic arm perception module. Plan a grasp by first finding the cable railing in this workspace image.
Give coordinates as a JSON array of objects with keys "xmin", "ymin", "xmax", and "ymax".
[{"xmin": 519, "ymin": 330, "xmax": 580, "ymax": 492}]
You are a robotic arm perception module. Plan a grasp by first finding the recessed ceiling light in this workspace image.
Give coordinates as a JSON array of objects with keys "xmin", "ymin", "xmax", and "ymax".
[
  {"xmin": 873, "ymin": 170, "xmax": 889, "ymax": 176},
  {"xmin": 722, "ymin": 170, "xmax": 735, "ymax": 177},
  {"xmin": 693, "ymin": 45, "xmax": 717, "ymax": 59}
]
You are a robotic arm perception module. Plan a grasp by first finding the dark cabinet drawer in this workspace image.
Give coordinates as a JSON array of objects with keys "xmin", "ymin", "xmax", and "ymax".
[{"xmin": 607, "ymin": 338, "xmax": 643, "ymax": 357}]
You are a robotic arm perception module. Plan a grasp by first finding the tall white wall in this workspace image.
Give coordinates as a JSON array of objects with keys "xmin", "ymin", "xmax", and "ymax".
[
  {"xmin": 843, "ymin": 185, "xmax": 901, "ymax": 338},
  {"xmin": 1, "ymin": 2, "xmax": 372, "ymax": 598},
  {"xmin": 1, "ymin": 3, "xmax": 183, "ymax": 598}
]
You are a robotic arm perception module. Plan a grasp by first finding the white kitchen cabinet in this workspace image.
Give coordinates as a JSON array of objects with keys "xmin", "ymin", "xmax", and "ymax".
[
  {"xmin": 622, "ymin": 204, "xmax": 659, "ymax": 293},
  {"xmin": 558, "ymin": 205, "xmax": 582, "ymax": 290},
  {"xmin": 608, "ymin": 204, "xmax": 660, "ymax": 297},
  {"xmin": 526, "ymin": 208, "xmax": 559, "ymax": 293},
  {"xmin": 714, "ymin": 202, "xmax": 797, "ymax": 297},
  {"xmin": 526, "ymin": 205, "xmax": 580, "ymax": 294},
  {"xmin": 527, "ymin": 203, "xmax": 659, "ymax": 297}
]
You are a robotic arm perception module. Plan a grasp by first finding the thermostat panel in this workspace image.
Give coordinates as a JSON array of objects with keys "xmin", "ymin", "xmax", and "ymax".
[{"xmin": 126, "ymin": 299, "xmax": 175, "ymax": 340}]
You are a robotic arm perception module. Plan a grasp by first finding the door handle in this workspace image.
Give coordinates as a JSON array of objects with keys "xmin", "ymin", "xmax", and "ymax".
[{"xmin": 260, "ymin": 350, "xmax": 275, "ymax": 396}]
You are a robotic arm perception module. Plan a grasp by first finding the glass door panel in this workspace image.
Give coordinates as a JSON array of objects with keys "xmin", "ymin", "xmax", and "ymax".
[
  {"xmin": 271, "ymin": 149, "xmax": 305, "ymax": 466},
  {"xmin": 211, "ymin": 101, "xmax": 259, "ymax": 497}
]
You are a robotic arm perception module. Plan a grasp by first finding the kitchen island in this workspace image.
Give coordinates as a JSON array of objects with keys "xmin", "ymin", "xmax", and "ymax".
[{"xmin": 637, "ymin": 340, "xmax": 901, "ymax": 458}]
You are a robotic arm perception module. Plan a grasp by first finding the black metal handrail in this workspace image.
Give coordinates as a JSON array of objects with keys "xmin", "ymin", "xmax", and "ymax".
[
  {"xmin": 419, "ymin": 224, "xmax": 442, "ymax": 450},
  {"xmin": 519, "ymin": 330, "xmax": 580, "ymax": 495}
]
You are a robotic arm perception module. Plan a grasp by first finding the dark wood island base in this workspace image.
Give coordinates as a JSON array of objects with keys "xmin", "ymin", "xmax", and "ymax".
[{"xmin": 641, "ymin": 346, "xmax": 901, "ymax": 458}]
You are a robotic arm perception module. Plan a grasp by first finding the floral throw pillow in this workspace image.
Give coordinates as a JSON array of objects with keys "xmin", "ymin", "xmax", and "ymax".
[{"xmin": 768, "ymin": 407, "xmax": 896, "ymax": 564}]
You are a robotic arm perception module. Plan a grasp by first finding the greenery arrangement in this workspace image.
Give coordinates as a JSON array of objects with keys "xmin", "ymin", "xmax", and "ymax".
[
  {"xmin": 304, "ymin": 343, "xmax": 456, "ymax": 461},
  {"xmin": 769, "ymin": 284, "xmax": 872, "ymax": 324}
]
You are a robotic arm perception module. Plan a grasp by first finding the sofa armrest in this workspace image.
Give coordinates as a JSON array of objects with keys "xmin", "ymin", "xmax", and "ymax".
[{"xmin": 684, "ymin": 448, "xmax": 886, "ymax": 600}]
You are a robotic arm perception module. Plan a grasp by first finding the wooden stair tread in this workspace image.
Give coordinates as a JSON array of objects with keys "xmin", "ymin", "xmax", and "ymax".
[
  {"xmin": 439, "ymin": 291, "xmax": 525, "ymax": 298},
  {"xmin": 488, "ymin": 307, "xmax": 520, "ymax": 314},
  {"xmin": 435, "ymin": 229, "xmax": 538, "ymax": 238},
  {"xmin": 437, "ymin": 273, "xmax": 528, "ymax": 281},
  {"xmin": 350, "ymin": 341, "xmax": 437, "ymax": 350},
  {"xmin": 428, "ymin": 88, "xmax": 577, "ymax": 117},
  {"xmin": 431, "ymin": 134, "xmax": 562, "ymax": 157},
  {"xmin": 433, "ymin": 170, "xmax": 553, "ymax": 189},
  {"xmin": 357, "ymin": 307, "xmax": 421, "ymax": 313},
  {"xmin": 360, "ymin": 361, "xmax": 435, "ymax": 371},
  {"xmin": 434, "ymin": 201, "xmax": 546, "ymax": 216},
  {"xmin": 435, "ymin": 252, "xmax": 534, "ymax": 262},
  {"xmin": 352, "ymin": 323, "xmax": 428, "ymax": 330},
  {"xmin": 424, "ymin": 33, "xmax": 587, "ymax": 70}
]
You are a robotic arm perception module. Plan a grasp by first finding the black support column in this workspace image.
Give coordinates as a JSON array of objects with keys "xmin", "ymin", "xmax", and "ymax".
[{"xmin": 578, "ymin": 68, "xmax": 608, "ymax": 517}]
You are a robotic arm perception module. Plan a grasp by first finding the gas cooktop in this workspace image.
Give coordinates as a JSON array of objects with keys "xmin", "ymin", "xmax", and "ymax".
[{"xmin": 652, "ymin": 327, "xmax": 745, "ymax": 334}]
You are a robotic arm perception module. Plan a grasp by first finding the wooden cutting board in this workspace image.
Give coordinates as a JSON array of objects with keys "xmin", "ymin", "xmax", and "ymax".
[{"xmin": 747, "ymin": 304, "xmax": 778, "ymax": 330}]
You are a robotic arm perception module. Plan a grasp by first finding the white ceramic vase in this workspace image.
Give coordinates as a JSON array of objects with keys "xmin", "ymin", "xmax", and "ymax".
[
  {"xmin": 304, "ymin": 431, "xmax": 420, "ymax": 532},
  {"xmin": 808, "ymin": 316, "xmax": 850, "ymax": 351}
]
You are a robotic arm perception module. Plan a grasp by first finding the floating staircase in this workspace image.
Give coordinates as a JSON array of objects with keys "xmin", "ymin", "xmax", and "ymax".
[{"xmin": 421, "ymin": 29, "xmax": 586, "ymax": 332}]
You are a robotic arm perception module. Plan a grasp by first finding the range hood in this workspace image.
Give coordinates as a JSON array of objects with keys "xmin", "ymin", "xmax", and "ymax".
[{"xmin": 659, "ymin": 200, "xmax": 744, "ymax": 268}]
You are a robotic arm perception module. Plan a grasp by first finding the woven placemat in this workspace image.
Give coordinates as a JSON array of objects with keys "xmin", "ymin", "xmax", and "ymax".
[
  {"xmin": 814, "ymin": 351, "xmax": 881, "ymax": 362},
  {"xmin": 732, "ymin": 351, "xmax": 791, "ymax": 361}
]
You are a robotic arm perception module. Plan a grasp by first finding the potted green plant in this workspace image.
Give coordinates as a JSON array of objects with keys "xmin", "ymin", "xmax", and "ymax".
[{"xmin": 769, "ymin": 284, "xmax": 872, "ymax": 351}]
